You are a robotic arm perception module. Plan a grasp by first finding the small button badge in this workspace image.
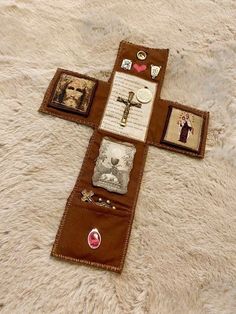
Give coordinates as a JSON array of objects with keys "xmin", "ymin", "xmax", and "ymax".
[
  {"xmin": 121, "ymin": 59, "xmax": 132, "ymax": 70},
  {"xmin": 88, "ymin": 228, "xmax": 101, "ymax": 249}
]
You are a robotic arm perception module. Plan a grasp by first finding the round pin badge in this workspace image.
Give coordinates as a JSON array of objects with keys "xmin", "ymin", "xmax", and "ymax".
[
  {"xmin": 136, "ymin": 87, "xmax": 153, "ymax": 103},
  {"xmin": 137, "ymin": 50, "xmax": 147, "ymax": 61}
]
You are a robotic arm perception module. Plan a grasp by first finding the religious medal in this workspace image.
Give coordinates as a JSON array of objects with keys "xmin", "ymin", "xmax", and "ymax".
[
  {"xmin": 136, "ymin": 87, "xmax": 153, "ymax": 103},
  {"xmin": 92, "ymin": 137, "xmax": 136, "ymax": 194},
  {"xmin": 121, "ymin": 59, "xmax": 132, "ymax": 70},
  {"xmin": 150, "ymin": 65, "xmax": 161, "ymax": 79},
  {"xmin": 88, "ymin": 228, "xmax": 101, "ymax": 249},
  {"xmin": 137, "ymin": 50, "xmax": 147, "ymax": 60}
]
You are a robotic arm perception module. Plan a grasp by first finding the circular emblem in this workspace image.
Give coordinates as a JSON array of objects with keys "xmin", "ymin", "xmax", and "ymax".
[
  {"xmin": 88, "ymin": 228, "xmax": 101, "ymax": 249},
  {"xmin": 137, "ymin": 50, "xmax": 147, "ymax": 61},
  {"xmin": 136, "ymin": 87, "xmax": 153, "ymax": 103}
]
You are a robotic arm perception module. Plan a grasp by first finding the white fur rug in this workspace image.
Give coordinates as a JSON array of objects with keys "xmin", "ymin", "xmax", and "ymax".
[{"xmin": 1, "ymin": 0, "xmax": 236, "ymax": 313}]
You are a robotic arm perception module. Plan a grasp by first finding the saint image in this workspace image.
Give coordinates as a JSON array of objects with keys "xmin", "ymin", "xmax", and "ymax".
[
  {"xmin": 178, "ymin": 113, "xmax": 194, "ymax": 143},
  {"xmin": 162, "ymin": 107, "xmax": 204, "ymax": 152}
]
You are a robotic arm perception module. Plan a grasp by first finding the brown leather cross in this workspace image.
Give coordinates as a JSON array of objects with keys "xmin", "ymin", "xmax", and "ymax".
[{"xmin": 39, "ymin": 40, "xmax": 209, "ymax": 273}]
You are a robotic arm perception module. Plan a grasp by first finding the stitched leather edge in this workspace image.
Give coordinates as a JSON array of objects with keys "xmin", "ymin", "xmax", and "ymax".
[
  {"xmin": 119, "ymin": 144, "xmax": 149, "ymax": 269},
  {"xmin": 39, "ymin": 107, "xmax": 96, "ymax": 128}
]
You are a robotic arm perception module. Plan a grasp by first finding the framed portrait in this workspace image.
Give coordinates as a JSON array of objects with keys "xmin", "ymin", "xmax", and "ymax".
[
  {"xmin": 49, "ymin": 73, "xmax": 97, "ymax": 116},
  {"xmin": 161, "ymin": 106, "xmax": 205, "ymax": 153},
  {"xmin": 92, "ymin": 137, "xmax": 136, "ymax": 194}
]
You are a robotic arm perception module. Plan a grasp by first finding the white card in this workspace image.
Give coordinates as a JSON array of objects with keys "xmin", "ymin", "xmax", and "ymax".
[{"xmin": 100, "ymin": 72, "xmax": 157, "ymax": 142}]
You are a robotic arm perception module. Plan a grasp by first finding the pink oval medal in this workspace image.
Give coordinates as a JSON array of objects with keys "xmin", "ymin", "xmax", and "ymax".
[{"xmin": 88, "ymin": 228, "xmax": 101, "ymax": 249}]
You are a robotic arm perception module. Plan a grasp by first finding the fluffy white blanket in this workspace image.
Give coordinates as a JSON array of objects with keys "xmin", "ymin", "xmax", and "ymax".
[{"xmin": 0, "ymin": 0, "xmax": 235, "ymax": 313}]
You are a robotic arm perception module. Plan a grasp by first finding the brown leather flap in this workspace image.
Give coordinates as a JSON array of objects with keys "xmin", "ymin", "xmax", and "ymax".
[{"xmin": 109, "ymin": 40, "xmax": 169, "ymax": 99}]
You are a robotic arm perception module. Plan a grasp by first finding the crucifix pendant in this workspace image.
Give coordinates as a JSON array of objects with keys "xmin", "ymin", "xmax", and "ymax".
[
  {"xmin": 117, "ymin": 91, "xmax": 142, "ymax": 127},
  {"xmin": 81, "ymin": 189, "xmax": 94, "ymax": 202},
  {"xmin": 120, "ymin": 91, "xmax": 134, "ymax": 127}
]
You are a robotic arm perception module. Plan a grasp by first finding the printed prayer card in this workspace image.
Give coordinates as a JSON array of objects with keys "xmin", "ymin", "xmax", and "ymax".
[{"xmin": 100, "ymin": 72, "xmax": 157, "ymax": 142}]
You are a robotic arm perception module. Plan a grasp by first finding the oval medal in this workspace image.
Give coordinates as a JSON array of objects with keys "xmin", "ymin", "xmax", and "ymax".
[{"xmin": 88, "ymin": 228, "xmax": 101, "ymax": 249}]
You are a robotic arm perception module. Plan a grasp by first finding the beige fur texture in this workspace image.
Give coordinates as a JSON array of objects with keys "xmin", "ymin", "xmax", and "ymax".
[{"xmin": 0, "ymin": 0, "xmax": 236, "ymax": 313}]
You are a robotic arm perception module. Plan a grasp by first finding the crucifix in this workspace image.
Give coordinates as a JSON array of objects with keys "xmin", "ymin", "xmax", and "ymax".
[
  {"xmin": 117, "ymin": 91, "xmax": 142, "ymax": 127},
  {"xmin": 81, "ymin": 189, "xmax": 94, "ymax": 202},
  {"xmin": 39, "ymin": 41, "xmax": 209, "ymax": 273}
]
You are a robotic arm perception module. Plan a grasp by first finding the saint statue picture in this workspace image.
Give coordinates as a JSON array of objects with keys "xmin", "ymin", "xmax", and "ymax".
[
  {"xmin": 92, "ymin": 137, "xmax": 136, "ymax": 194},
  {"xmin": 162, "ymin": 107, "xmax": 204, "ymax": 152},
  {"xmin": 50, "ymin": 73, "xmax": 97, "ymax": 116}
]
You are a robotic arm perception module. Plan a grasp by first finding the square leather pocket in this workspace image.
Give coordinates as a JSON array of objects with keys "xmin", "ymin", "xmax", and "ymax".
[{"xmin": 52, "ymin": 200, "xmax": 132, "ymax": 273}]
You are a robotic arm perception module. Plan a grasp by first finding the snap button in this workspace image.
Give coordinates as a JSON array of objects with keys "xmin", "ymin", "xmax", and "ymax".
[{"xmin": 137, "ymin": 50, "xmax": 147, "ymax": 61}]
